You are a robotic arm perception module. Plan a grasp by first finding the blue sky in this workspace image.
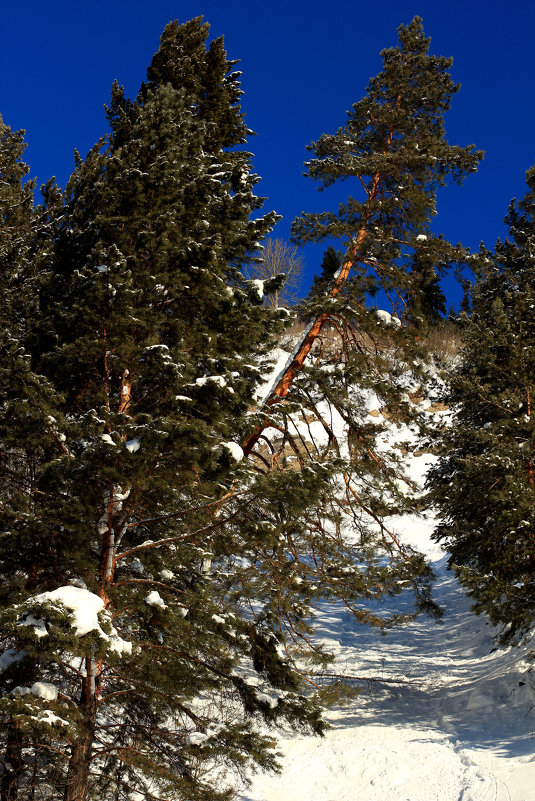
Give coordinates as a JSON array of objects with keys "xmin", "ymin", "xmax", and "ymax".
[{"xmin": 1, "ymin": 0, "xmax": 534, "ymax": 305}]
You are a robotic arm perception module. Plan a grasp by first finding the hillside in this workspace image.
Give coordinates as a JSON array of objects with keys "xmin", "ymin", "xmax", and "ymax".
[{"xmin": 241, "ymin": 365, "xmax": 535, "ymax": 801}]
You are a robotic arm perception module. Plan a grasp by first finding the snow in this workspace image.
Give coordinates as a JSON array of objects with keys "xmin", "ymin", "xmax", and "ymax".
[
  {"xmin": 376, "ymin": 309, "xmax": 391, "ymax": 325},
  {"xmin": 31, "ymin": 681, "xmax": 58, "ymax": 701},
  {"xmin": 126, "ymin": 437, "xmax": 141, "ymax": 452},
  {"xmin": 239, "ymin": 380, "xmax": 535, "ymax": 801},
  {"xmin": 188, "ymin": 732, "xmax": 209, "ymax": 745},
  {"xmin": 145, "ymin": 590, "xmax": 167, "ymax": 609},
  {"xmin": 364, "ymin": 391, "xmax": 382, "ymax": 413},
  {"xmin": 101, "ymin": 433, "xmax": 115, "ymax": 446},
  {"xmin": 222, "ymin": 441, "xmax": 244, "ymax": 462},
  {"xmin": 27, "ymin": 586, "xmax": 132, "ymax": 655},
  {"xmin": 375, "ymin": 309, "xmax": 401, "ymax": 327},
  {"xmin": 34, "ymin": 586, "xmax": 105, "ymax": 637},
  {"xmin": 196, "ymin": 375, "xmax": 227, "ymax": 387},
  {"xmin": 109, "ymin": 636, "xmax": 133, "ymax": 656},
  {"xmin": 241, "ymin": 519, "xmax": 535, "ymax": 800},
  {"xmin": 416, "ymin": 234, "xmax": 428, "ymax": 242},
  {"xmin": 255, "ymin": 346, "xmax": 293, "ymax": 403},
  {"xmin": 20, "ymin": 613, "xmax": 48, "ymax": 638},
  {"xmin": 34, "ymin": 710, "xmax": 69, "ymax": 727},
  {"xmin": 160, "ymin": 568, "xmax": 174, "ymax": 580},
  {"xmin": 251, "ymin": 279, "xmax": 264, "ymax": 300}
]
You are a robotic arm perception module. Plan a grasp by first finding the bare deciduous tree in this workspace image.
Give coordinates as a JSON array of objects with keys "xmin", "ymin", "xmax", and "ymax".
[{"xmin": 246, "ymin": 238, "xmax": 305, "ymax": 307}]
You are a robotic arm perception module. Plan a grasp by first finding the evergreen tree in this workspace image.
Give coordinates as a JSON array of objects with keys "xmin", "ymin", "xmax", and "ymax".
[
  {"xmin": 291, "ymin": 16, "xmax": 481, "ymax": 320},
  {"xmin": 0, "ymin": 20, "xmax": 323, "ymax": 801},
  {"xmin": 242, "ymin": 17, "xmax": 482, "ymax": 633},
  {"xmin": 0, "ymin": 116, "xmax": 35, "ymax": 337},
  {"xmin": 429, "ymin": 166, "xmax": 535, "ymax": 644},
  {"xmin": 0, "ymin": 18, "xmax": 486, "ymax": 801},
  {"xmin": 241, "ymin": 16, "xmax": 482, "ymax": 426},
  {"xmin": 306, "ymin": 245, "xmax": 342, "ymax": 299},
  {"xmin": 0, "ymin": 118, "xmax": 70, "ymax": 801},
  {"xmin": 405, "ymin": 249, "xmax": 447, "ymax": 331}
]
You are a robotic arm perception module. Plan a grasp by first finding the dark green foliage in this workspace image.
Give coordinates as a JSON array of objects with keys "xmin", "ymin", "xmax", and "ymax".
[
  {"xmin": 0, "ymin": 119, "xmax": 63, "ymax": 590},
  {"xmin": 307, "ymin": 245, "xmax": 342, "ymax": 299},
  {"xmin": 0, "ymin": 20, "xmax": 323, "ymax": 801},
  {"xmin": 253, "ymin": 17, "xmax": 481, "ymax": 631},
  {"xmin": 0, "ymin": 116, "xmax": 35, "ymax": 335},
  {"xmin": 286, "ymin": 20, "xmax": 481, "ymax": 539},
  {"xmin": 293, "ymin": 16, "xmax": 482, "ymax": 322},
  {"xmin": 0, "ymin": 16, "xmax": 486, "ymax": 801},
  {"xmin": 429, "ymin": 166, "xmax": 535, "ymax": 644},
  {"xmin": 406, "ymin": 249, "xmax": 447, "ymax": 331}
]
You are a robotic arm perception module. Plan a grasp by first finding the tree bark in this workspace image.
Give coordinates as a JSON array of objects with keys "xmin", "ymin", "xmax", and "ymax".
[
  {"xmin": 0, "ymin": 719, "xmax": 23, "ymax": 801},
  {"xmin": 63, "ymin": 662, "xmax": 98, "ymax": 801},
  {"xmin": 63, "ymin": 730, "xmax": 94, "ymax": 801},
  {"xmin": 242, "ymin": 224, "xmax": 371, "ymax": 457},
  {"xmin": 242, "ymin": 121, "xmax": 399, "ymax": 458}
]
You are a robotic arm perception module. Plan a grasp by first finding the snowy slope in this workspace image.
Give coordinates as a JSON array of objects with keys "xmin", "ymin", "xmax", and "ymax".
[{"xmin": 240, "ymin": 377, "xmax": 535, "ymax": 801}]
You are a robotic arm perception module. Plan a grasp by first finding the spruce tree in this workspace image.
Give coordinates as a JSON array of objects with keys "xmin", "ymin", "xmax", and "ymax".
[
  {"xmin": 0, "ymin": 20, "xmax": 322, "ymax": 801},
  {"xmin": 0, "ymin": 118, "xmax": 70, "ymax": 801},
  {"xmin": 0, "ymin": 116, "xmax": 35, "ymax": 336},
  {"xmin": 405, "ymin": 249, "xmax": 447, "ymax": 331},
  {"xmin": 429, "ymin": 166, "xmax": 535, "ymax": 644},
  {"xmin": 306, "ymin": 245, "xmax": 342, "ymax": 299}
]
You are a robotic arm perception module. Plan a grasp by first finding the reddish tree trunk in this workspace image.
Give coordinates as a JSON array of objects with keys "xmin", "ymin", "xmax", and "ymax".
[
  {"xmin": 242, "ymin": 225, "xmax": 371, "ymax": 456},
  {"xmin": 63, "ymin": 730, "xmax": 94, "ymax": 801},
  {"xmin": 241, "ymin": 121, "xmax": 399, "ymax": 459}
]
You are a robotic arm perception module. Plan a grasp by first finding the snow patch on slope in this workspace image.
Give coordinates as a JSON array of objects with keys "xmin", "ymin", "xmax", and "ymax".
[{"xmin": 240, "ymin": 366, "xmax": 535, "ymax": 801}]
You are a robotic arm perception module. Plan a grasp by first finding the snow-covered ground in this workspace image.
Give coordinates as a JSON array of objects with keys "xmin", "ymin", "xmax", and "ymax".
[{"xmin": 240, "ymin": 387, "xmax": 535, "ymax": 801}]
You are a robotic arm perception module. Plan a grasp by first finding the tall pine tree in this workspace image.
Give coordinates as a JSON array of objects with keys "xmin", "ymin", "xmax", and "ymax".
[
  {"xmin": 429, "ymin": 166, "xmax": 535, "ymax": 645},
  {"xmin": 245, "ymin": 16, "xmax": 482, "ymax": 435},
  {"xmin": 241, "ymin": 16, "xmax": 482, "ymax": 636}
]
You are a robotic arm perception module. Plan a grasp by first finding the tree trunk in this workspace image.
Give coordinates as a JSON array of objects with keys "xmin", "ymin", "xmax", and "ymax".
[
  {"xmin": 63, "ymin": 661, "xmax": 98, "ymax": 801},
  {"xmin": 63, "ymin": 731, "xmax": 94, "ymax": 801},
  {"xmin": 242, "ymin": 126, "xmax": 397, "ymax": 458},
  {"xmin": 242, "ymin": 227, "xmax": 369, "ymax": 456},
  {"xmin": 0, "ymin": 719, "xmax": 23, "ymax": 801}
]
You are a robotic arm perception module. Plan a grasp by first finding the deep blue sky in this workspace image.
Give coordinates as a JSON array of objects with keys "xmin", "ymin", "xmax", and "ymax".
[{"xmin": 1, "ymin": 0, "xmax": 534, "ymax": 306}]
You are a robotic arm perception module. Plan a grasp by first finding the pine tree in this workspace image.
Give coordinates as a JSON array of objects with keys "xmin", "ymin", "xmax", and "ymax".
[
  {"xmin": 0, "ymin": 20, "xmax": 323, "ymax": 801},
  {"xmin": 240, "ymin": 17, "xmax": 482, "ymax": 636},
  {"xmin": 244, "ymin": 16, "xmax": 482, "ymax": 427},
  {"xmin": 429, "ymin": 166, "xmax": 535, "ymax": 645}
]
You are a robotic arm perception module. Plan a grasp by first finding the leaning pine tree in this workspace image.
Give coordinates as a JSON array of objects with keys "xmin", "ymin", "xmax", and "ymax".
[
  {"xmin": 241, "ymin": 17, "xmax": 482, "ymax": 636},
  {"xmin": 0, "ymin": 19, "xmax": 324, "ymax": 801},
  {"xmin": 429, "ymin": 166, "xmax": 535, "ymax": 645},
  {"xmin": 254, "ymin": 15, "xmax": 483, "ymax": 408}
]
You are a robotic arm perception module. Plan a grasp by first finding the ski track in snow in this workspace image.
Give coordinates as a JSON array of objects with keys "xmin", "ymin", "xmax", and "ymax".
[{"xmin": 239, "ymin": 392, "xmax": 535, "ymax": 801}]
